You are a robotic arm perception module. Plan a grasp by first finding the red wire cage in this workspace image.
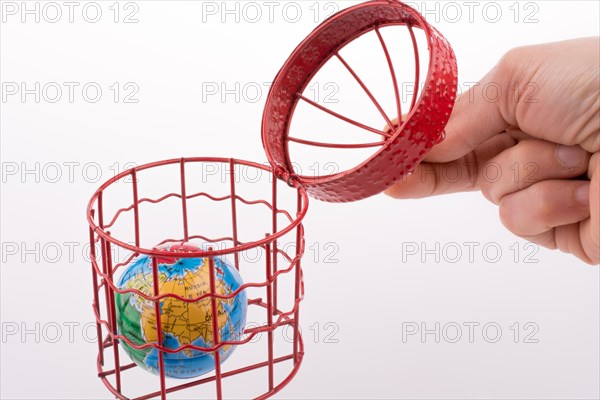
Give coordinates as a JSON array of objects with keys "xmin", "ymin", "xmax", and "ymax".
[
  {"xmin": 86, "ymin": 1, "xmax": 457, "ymax": 398},
  {"xmin": 87, "ymin": 158, "xmax": 309, "ymax": 399}
]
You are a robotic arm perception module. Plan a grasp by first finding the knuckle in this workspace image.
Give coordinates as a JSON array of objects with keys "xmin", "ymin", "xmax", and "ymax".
[
  {"xmin": 495, "ymin": 49, "xmax": 520, "ymax": 81},
  {"xmin": 494, "ymin": 46, "xmax": 537, "ymax": 116},
  {"xmin": 511, "ymin": 141, "xmax": 541, "ymax": 186},
  {"xmin": 496, "ymin": 46, "xmax": 530, "ymax": 78},
  {"xmin": 499, "ymin": 183, "xmax": 552, "ymax": 237},
  {"xmin": 512, "ymin": 140, "xmax": 536, "ymax": 164},
  {"xmin": 480, "ymin": 140, "xmax": 543, "ymax": 205},
  {"xmin": 531, "ymin": 184, "xmax": 554, "ymax": 220}
]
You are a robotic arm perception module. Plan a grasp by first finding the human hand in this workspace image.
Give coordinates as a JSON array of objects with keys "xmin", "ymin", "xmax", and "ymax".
[{"xmin": 385, "ymin": 37, "xmax": 600, "ymax": 265}]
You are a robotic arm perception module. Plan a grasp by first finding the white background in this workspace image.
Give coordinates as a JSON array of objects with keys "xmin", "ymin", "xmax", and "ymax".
[{"xmin": 1, "ymin": 1, "xmax": 599, "ymax": 399}]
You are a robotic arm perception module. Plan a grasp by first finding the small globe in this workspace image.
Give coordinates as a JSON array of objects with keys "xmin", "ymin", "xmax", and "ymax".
[{"xmin": 115, "ymin": 242, "xmax": 247, "ymax": 379}]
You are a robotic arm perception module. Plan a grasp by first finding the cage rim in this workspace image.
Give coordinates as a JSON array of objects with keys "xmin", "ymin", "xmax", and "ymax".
[
  {"xmin": 87, "ymin": 157, "xmax": 309, "ymax": 259},
  {"xmin": 261, "ymin": 0, "xmax": 438, "ymax": 191}
]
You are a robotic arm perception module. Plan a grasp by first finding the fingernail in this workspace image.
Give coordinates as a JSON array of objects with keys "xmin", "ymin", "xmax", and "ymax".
[
  {"xmin": 575, "ymin": 184, "xmax": 590, "ymax": 206},
  {"xmin": 557, "ymin": 145, "xmax": 586, "ymax": 169}
]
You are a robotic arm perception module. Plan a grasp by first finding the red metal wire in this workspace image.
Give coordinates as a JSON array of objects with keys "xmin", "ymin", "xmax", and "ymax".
[
  {"xmin": 407, "ymin": 24, "xmax": 421, "ymax": 112},
  {"xmin": 151, "ymin": 256, "xmax": 167, "ymax": 399},
  {"xmin": 271, "ymin": 177, "xmax": 279, "ymax": 314},
  {"xmin": 132, "ymin": 170, "xmax": 141, "ymax": 247},
  {"xmin": 95, "ymin": 303, "xmax": 305, "ymax": 400},
  {"xmin": 288, "ymin": 136, "xmax": 386, "ymax": 149},
  {"xmin": 207, "ymin": 251, "xmax": 223, "ymax": 398},
  {"xmin": 104, "ymin": 239, "xmax": 122, "ymax": 393},
  {"xmin": 265, "ymin": 238, "xmax": 275, "ymax": 390},
  {"xmin": 94, "ymin": 302, "xmax": 305, "ymax": 399},
  {"xmin": 92, "ymin": 292, "xmax": 304, "ymax": 355},
  {"xmin": 88, "ymin": 211, "xmax": 104, "ymax": 367},
  {"xmin": 334, "ymin": 51, "xmax": 393, "ymax": 128},
  {"xmin": 90, "ymin": 237, "xmax": 304, "ymax": 305},
  {"xmin": 229, "ymin": 159, "xmax": 240, "ymax": 270},
  {"xmin": 179, "ymin": 159, "xmax": 190, "ymax": 242},
  {"xmin": 88, "ymin": 157, "xmax": 307, "ymax": 400},
  {"xmin": 292, "ymin": 191, "xmax": 303, "ymax": 365},
  {"xmin": 374, "ymin": 26, "xmax": 402, "ymax": 124},
  {"xmin": 88, "ymin": 158, "xmax": 309, "ymax": 258},
  {"xmin": 295, "ymin": 93, "xmax": 391, "ymax": 138}
]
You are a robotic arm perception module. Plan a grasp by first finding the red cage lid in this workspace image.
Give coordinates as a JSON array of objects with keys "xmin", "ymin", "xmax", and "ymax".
[{"xmin": 262, "ymin": 0, "xmax": 458, "ymax": 203}]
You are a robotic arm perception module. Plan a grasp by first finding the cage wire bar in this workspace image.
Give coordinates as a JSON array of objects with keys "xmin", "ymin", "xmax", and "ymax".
[{"xmin": 87, "ymin": 158, "xmax": 309, "ymax": 400}]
